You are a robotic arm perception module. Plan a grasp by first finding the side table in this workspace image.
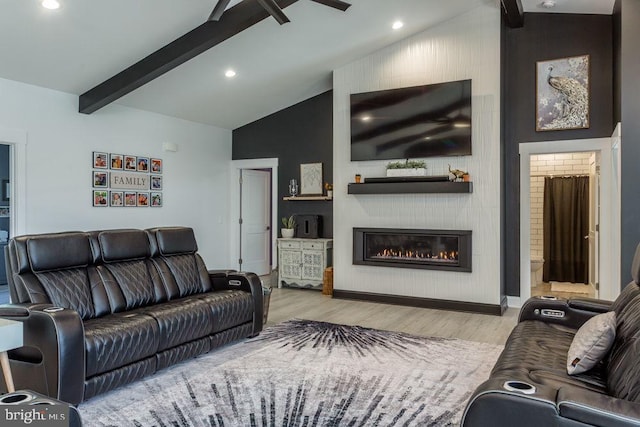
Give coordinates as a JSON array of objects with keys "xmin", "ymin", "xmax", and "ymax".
[{"xmin": 0, "ymin": 318, "xmax": 23, "ymax": 393}]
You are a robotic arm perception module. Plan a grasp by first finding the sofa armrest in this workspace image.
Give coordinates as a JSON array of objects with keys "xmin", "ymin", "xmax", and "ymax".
[
  {"xmin": 567, "ymin": 297, "xmax": 613, "ymax": 313},
  {"xmin": 461, "ymin": 378, "xmax": 559, "ymax": 426},
  {"xmin": 558, "ymin": 387, "xmax": 640, "ymax": 427},
  {"xmin": 209, "ymin": 271, "xmax": 264, "ymax": 336},
  {"xmin": 0, "ymin": 303, "xmax": 85, "ymax": 405},
  {"xmin": 518, "ymin": 296, "xmax": 606, "ymax": 329}
]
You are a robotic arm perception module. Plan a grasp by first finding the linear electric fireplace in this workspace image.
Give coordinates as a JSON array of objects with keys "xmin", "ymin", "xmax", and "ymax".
[{"xmin": 353, "ymin": 228, "xmax": 472, "ymax": 272}]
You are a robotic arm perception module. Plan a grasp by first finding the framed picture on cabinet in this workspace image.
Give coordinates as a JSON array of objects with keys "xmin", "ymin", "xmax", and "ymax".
[{"xmin": 300, "ymin": 162, "xmax": 323, "ymax": 195}]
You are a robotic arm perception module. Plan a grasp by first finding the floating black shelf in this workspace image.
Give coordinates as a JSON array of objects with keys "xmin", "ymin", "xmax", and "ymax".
[{"xmin": 347, "ymin": 181, "xmax": 473, "ymax": 195}]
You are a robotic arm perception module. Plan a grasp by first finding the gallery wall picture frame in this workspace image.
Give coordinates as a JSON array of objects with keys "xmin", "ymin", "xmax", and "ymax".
[
  {"xmin": 110, "ymin": 191, "xmax": 124, "ymax": 207},
  {"xmin": 137, "ymin": 157, "xmax": 149, "ymax": 172},
  {"xmin": 536, "ymin": 54, "xmax": 590, "ymax": 131},
  {"xmin": 110, "ymin": 154, "xmax": 123, "ymax": 170},
  {"xmin": 93, "ymin": 152, "xmax": 108, "ymax": 169},
  {"xmin": 150, "ymin": 175, "xmax": 163, "ymax": 190},
  {"xmin": 300, "ymin": 162, "xmax": 323, "ymax": 195},
  {"xmin": 124, "ymin": 155, "xmax": 137, "ymax": 171},
  {"xmin": 93, "ymin": 171, "xmax": 108, "ymax": 188},
  {"xmin": 124, "ymin": 191, "xmax": 137, "ymax": 207},
  {"xmin": 93, "ymin": 190, "xmax": 108, "ymax": 207},
  {"xmin": 137, "ymin": 192, "xmax": 149, "ymax": 207},
  {"xmin": 150, "ymin": 192, "xmax": 163, "ymax": 207},
  {"xmin": 151, "ymin": 158, "xmax": 163, "ymax": 174}
]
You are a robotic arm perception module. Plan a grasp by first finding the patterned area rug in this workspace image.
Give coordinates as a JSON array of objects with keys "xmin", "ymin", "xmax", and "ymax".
[{"xmin": 79, "ymin": 320, "xmax": 502, "ymax": 426}]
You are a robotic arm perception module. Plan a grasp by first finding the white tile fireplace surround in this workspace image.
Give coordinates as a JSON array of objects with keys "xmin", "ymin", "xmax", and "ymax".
[{"xmin": 332, "ymin": 3, "xmax": 502, "ymax": 311}]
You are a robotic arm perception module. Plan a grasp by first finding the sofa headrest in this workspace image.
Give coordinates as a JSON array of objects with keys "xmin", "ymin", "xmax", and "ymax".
[
  {"xmin": 98, "ymin": 230, "xmax": 150, "ymax": 262},
  {"xmin": 147, "ymin": 227, "xmax": 197, "ymax": 256},
  {"xmin": 632, "ymin": 243, "xmax": 640, "ymax": 284},
  {"xmin": 24, "ymin": 233, "xmax": 91, "ymax": 273}
]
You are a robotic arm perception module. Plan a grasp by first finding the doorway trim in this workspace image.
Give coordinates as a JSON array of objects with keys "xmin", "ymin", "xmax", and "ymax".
[
  {"xmin": 0, "ymin": 127, "xmax": 27, "ymax": 237},
  {"xmin": 519, "ymin": 138, "xmax": 616, "ymax": 305},
  {"xmin": 229, "ymin": 158, "xmax": 278, "ymax": 271}
]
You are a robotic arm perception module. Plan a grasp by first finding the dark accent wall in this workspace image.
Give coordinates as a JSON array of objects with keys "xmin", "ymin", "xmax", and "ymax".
[
  {"xmin": 0, "ymin": 144, "xmax": 9, "ymax": 233},
  {"xmin": 615, "ymin": 0, "xmax": 640, "ymax": 287},
  {"xmin": 502, "ymin": 13, "xmax": 613, "ymax": 296},
  {"xmin": 233, "ymin": 91, "xmax": 333, "ymax": 237}
]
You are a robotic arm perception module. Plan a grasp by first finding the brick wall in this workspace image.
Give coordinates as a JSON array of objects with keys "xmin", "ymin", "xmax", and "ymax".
[{"xmin": 529, "ymin": 153, "xmax": 593, "ymax": 260}]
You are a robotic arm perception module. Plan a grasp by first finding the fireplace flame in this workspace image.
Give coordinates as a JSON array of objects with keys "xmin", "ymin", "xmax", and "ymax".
[{"xmin": 375, "ymin": 249, "xmax": 459, "ymax": 262}]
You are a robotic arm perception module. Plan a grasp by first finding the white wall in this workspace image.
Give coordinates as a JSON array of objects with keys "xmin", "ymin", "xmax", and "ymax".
[
  {"xmin": 332, "ymin": 3, "xmax": 501, "ymax": 305},
  {"xmin": 0, "ymin": 77, "xmax": 232, "ymax": 267}
]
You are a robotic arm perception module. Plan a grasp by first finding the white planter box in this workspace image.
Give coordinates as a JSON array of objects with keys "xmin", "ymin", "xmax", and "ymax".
[{"xmin": 386, "ymin": 168, "xmax": 427, "ymax": 177}]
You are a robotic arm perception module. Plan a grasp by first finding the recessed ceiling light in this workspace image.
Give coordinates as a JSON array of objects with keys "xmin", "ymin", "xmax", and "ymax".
[
  {"xmin": 41, "ymin": 0, "xmax": 60, "ymax": 10},
  {"xmin": 392, "ymin": 21, "xmax": 404, "ymax": 30},
  {"xmin": 225, "ymin": 69, "xmax": 236, "ymax": 78}
]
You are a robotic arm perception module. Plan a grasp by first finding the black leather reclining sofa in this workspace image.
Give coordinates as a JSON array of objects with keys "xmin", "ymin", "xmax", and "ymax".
[
  {"xmin": 462, "ymin": 245, "xmax": 640, "ymax": 426},
  {"xmin": 0, "ymin": 227, "xmax": 263, "ymax": 405}
]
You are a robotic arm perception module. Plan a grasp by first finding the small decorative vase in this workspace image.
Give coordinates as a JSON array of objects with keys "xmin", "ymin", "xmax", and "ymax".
[{"xmin": 281, "ymin": 228, "xmax": 294, "ymax": 238}]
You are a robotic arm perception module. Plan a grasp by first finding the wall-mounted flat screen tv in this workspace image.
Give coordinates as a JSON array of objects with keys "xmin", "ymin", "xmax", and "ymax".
[{"xmin": 350, "ymin": 79, "xmax": 472, "ymax": 161}]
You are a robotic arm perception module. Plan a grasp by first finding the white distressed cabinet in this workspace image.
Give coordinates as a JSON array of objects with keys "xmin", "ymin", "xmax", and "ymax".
[{"xmin": 277, "ymin": 238, "xmax": 333, "ymax": 289}]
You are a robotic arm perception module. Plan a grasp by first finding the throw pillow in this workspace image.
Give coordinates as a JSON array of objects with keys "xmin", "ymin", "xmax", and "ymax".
[{"xmin": 567, "ymin": 311, "xmax": 616, "ymax": 375}]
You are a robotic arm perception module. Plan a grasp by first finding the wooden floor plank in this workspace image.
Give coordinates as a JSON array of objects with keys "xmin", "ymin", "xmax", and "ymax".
[{"xmin": 265, "ymin": 287, "xmax": 518, "ymax": 346}]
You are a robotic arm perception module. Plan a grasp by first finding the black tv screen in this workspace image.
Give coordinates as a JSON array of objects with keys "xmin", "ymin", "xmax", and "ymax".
[{"xmin": 350, "ymin": 80, "xmax": 472, "ymax": 161}]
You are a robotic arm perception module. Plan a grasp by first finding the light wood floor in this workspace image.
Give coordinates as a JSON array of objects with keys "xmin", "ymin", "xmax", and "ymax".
[
  {"xmin": 531, "ymin": 281, "xmax": 595, "ymax": 300},
  {"xmin": 265, "ymin": 288, "xmax": 518, "ymax": 346}
]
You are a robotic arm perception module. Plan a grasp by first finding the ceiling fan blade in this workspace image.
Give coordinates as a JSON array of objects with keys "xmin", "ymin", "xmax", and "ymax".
[
  {"xmin": 256, "ymin": 0, "xmax": 290, "ymax": 24},
  {"xmin": 310, "ymin": 0, "xmax": 351, "ymax": 11},
  {"xmin": 208, "ymin": 0, "xmax": 232, "ymax": 21}
]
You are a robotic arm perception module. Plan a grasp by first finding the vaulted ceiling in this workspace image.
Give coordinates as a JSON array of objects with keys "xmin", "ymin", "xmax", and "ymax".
[{"xmin": 0, "ymin": 0, "xmax": 615, "ymax": 129}]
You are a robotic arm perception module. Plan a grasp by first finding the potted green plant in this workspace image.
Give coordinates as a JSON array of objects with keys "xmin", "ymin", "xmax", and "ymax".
[
  {"xmin": 386, "ymin": 159, "xmax": 427, "ymax": 177},
  {"xmin": 281, "ymin": 215, "xmax": 295, "ymax": 238}
]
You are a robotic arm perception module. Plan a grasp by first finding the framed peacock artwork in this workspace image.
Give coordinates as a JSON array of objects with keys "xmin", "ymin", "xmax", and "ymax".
[{"xmin": 536, "ymin": 54, "xmax": 590, "ymax": 131}]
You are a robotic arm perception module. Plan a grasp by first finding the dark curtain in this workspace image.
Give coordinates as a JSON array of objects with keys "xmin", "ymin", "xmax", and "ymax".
[{"xmin": 543, "ymin": 176, "xmax": 589, "ymax": 284}]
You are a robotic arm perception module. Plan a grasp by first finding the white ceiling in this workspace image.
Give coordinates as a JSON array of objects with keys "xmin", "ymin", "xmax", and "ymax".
[{"xmin": 0, "ymin": 0, "xmax": 615, "ymax": 130}]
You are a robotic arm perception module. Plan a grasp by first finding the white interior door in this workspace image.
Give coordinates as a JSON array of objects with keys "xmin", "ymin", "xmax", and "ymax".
[
  {"xmin": 588, "ymin": 153, "xmax": 600, "ymax": 294},
  {"xmin": 240, "ymin": 169, "xmax": 271, "ymax": 275}
]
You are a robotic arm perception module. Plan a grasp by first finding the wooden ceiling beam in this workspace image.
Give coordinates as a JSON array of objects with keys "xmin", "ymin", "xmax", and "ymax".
[
  {"xmin": 501, "ymin": 0, "xmax": 524, "ymax": 28},
  {"xmin": 79, "ymin": 0, "xmax": 299, "ymax": 114}
]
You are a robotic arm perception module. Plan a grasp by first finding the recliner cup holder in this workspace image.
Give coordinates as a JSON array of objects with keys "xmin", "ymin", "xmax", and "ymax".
[
  {"xmin": 503, "ymin": 381, "xmax": 536, "ymax": 394},
  {"xmin": 539, "ymin": 295, "xmax": 558, "ymax": 300},
  {"xmin": 0, "ymin": 392, "xmax": 36, "ymax": 404}
]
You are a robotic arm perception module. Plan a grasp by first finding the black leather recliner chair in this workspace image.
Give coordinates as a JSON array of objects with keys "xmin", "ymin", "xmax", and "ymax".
[
  {"xmin": 0, "ymin": 227, "xmax": 263, "ymax": 405},
  {"xmin": 462, "ymin": 244, "xmax": 640, "ymax": 426}
]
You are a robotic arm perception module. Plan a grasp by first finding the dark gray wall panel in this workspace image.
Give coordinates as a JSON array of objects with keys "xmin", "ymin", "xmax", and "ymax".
[
  {"xmin": 233, "ymin": 91, "xmax": 333, "ymax": 238},
  {"xmin": 618, "ymin": 0, "xmax": 640, "ymax": 288},
  {"xmin": 502, "ymin": 13, "xmax": 613, "ymax": 296}
]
